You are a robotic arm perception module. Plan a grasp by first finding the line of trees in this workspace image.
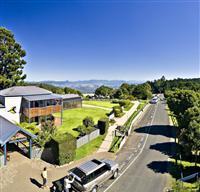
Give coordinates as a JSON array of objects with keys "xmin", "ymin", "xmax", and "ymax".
[
  {"xmin": 165, "ymin": 90, "xmax": 200, "ymax": 165},
  {"xmin": 149, "ymin": 76, "xmax": 200, "ymax": 93},
  {"xmin": 95, "ymin": 82, "xmax": 153, "ymax": 100}
]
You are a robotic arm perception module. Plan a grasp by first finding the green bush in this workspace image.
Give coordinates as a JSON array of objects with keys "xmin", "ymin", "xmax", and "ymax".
[
  {"xmin": 109, "ymin": 119, "xmax": 116, "ymax": 125},
  {"xmin": 113, "ymin": 106, "xmax": 124, "ymax": 117},
  {"xmin": 83, "ymin": 116, "xmax": 94, "ymax": 128},
  {"xmin": 18, "ymin": 122, "xmax": 40, "ymax": 135},
  {"xmin": 51, "ymin": 133, "xmax": 76, "ymax": 165},
  {"xmin": 118, "ymin": 100, "xmax": 131, "ymax": 107},
  {"xmin": 98, "ymin": 118, "xmax": 109, "ymax": 135},
  {"xmin": 118, "ymin": 100, "xmax": 133, "ymax": 111},
  {"xmin": 77, "ymin": 125, "xmax": 95, "ymax": 136}
]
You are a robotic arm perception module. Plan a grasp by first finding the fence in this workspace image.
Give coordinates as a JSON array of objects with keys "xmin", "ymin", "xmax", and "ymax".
[{"xmin": 76, "ymin": 129, "xmax": 100, "ymax": 148}]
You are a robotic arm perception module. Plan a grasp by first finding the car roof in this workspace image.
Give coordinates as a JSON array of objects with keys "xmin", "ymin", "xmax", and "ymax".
[{"xmin": 78, "ymin": 159, "xmax": 105, "ymax": 175}]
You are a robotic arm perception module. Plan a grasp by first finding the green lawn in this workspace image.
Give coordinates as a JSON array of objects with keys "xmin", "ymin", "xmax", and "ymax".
[
  {"xmin": 75, "ymin": 134, "xmax": 106, "ymax": 160},
  {"xmin": 54, "ymin": 107, "xmax": 108, "ymax": 137},
  {"xmin": 169, "ymin": 158, "xmax": 200, "ymax": 189},
  {"xmin": 83, "ymin": 100, "xmax": 119, "ymax": 109}
]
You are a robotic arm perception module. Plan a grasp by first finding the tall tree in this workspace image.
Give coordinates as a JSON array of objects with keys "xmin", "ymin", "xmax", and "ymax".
[
  {"xmin": 0, "ymin": 27, "xmax": 26, "ymax": 89},
  {"xmin": 95, "ymin": 85, "xmax": 114, "ymax": 97}
]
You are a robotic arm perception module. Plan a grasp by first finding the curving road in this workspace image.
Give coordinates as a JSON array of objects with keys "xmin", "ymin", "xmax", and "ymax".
[{"xmin": 99, "ymin": 97, "xmax": 174, "ymax": 192}]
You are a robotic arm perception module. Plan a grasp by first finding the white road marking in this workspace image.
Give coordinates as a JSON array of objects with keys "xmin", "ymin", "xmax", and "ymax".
[{"xmin": 103, "ymin": 104, "xmax": 158, "ymax": 192}]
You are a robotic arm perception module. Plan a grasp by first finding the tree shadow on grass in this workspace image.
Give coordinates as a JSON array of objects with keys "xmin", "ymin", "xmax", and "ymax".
[
  {"xmin": 134, "ymin": 125, "xmax": 176, "ymax": 138},
  {"xmin": 147, "ymin": 161, "xmax": 200, "ymax": 181}
]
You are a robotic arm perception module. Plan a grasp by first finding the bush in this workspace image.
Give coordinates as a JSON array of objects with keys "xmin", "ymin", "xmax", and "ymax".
[
  {"xmin": 50, "ymin": 133, "xmax": 76, "ymax": 165},
  {"xmin": 109, "ymin": 119, "xmax": 116, "ymax": 125},
  {"xmin": 83, "ymin": 116, "xmax": 94, "ymax": 128},
  {"xmin": 76, "ymin": 125, "xmax": 87, "ymax": 137},
  {"xmin": 98, "ymin": 118, "xmax": 109, "ymax": 135},
  {"xmin": 77, "ymin": 125, "xmax": 95, "ymax": 137},
  {"xmin": 113, "ymin": 106, "xmax": 124, "ymax": 117},
  {"xmin": 18, "ymin": 122, "xmax": 40, "ymax": 135},
  {"xmin": 113, "ymin": 106, "xmax": 123, "ymax": 112},
  {"xmin": 117, "ymin": 100, "xmax": 133, "ymax": 110}
]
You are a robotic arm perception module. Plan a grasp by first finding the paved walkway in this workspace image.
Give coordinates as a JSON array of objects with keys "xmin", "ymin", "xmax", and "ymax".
[
  {"xmin": 0, "ymin": 151, "xmax": 115, "ymax": 192},
  {"xmin": 97, "ymin": 101, "xmax": 140, "ymax": 153},
  {"xmin": 82, "ymin": 104, "xmax": 112, "ymax": 111}
]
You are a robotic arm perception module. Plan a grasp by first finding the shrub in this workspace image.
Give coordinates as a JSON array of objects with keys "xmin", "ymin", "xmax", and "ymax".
[
  {"xmin": 34, "ymin": 120, "xmax": 57, "ymax": 147},
  {"xmin": 113, "ymin": 106, "xmax": 123, "ymax": 117},
  {"xmin": 76, "ymin": 125, "xmax": 86, "ymax": 136},
  {"xmin": 126, "ymin": 95, "xmax": 135, "ymax": 101},
  {"xmin": 18, "ymin": 122, "xmax": 40, "ymax": 135},
  {"xmin": 112, "ymin": 99, "xmax": 120, "ymax": 104},
  {"xmin": 98, "ymin": 118, "xmax": 109, "ymax": 135},
  {"xmin": 113, "ymin": 106, "xmax": 123, "ymax": 112},
  {"xmin": 109, "ymin": 119, "xmax": 116, "ymax": 125},
  {"xmin": 83, "ymin": 116, "xmax": 94, "ymax": 128},
  {"xmin": 118, "ymin": 100, "xmax": 133, "ymax": 110},
  {"xmin": 50, "ymin": 133, "xmax": 76, "ymax": 165},
  {"xmin": 76, "ymin": 125, "xmax": 95, "ymax": 137}
]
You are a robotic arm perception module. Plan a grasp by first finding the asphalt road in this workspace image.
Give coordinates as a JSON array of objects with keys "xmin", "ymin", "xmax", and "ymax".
[{"xmin": 100, "ymin": 97, "xmax": 174, "ymax": 192}]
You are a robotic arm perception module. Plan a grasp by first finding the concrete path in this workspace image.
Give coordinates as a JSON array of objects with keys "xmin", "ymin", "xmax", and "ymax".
[
  {"xmin": 82, "ymin": 104, "xmax": 112, "ymax": 111},
  {"xmin": 97, "ymin": 101, "xmax": 140, "ymax": 153}
]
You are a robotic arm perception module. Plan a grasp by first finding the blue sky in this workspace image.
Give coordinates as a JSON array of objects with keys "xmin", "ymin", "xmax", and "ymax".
[{"xmin": 1, "ymin": 0, "xmax": 199, "ymax": 81}]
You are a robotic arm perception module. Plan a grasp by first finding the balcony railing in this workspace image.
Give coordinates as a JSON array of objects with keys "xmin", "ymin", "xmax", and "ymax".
[{"xmin": 23, "ymin": 105, "xmax": 62, "ymax": 118}]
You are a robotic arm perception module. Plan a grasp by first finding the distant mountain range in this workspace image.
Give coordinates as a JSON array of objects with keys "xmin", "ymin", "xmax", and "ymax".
[{"xmin": 35, "ymin": 80, "xmax": 144, "ymax": 93}]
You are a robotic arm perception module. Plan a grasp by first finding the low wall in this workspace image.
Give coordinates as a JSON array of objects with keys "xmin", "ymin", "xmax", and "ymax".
[
  {"xmin": 76, "ymin": 129, "xmax": 100, "ymax": 148},
  {"xmin": 32, "ymin": 147, "xmax": 43, "ymax": 159}
]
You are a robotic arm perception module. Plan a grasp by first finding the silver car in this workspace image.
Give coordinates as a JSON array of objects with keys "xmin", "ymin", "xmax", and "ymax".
[{"xmin": 69, "ymin": 159, "xmax": 119, "ymax": 192}]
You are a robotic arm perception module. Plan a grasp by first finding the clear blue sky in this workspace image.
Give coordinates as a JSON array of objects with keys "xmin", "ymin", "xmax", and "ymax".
[{"xmin": 1, "ymin": 0, "xmax": 199, "ymax": 81}]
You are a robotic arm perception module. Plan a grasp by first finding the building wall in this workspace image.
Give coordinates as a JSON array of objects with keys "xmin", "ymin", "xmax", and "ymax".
[
  {"xmin": 63, "ymin": 98, "xmax": 82, "ymax": 110},
  {"xmin": 0, "ymin": 96, "xmax": 22, "ymax": 123}
]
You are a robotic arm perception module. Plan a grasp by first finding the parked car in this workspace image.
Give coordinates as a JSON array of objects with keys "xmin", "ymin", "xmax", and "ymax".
[{"xmin": 69, "ymin": 159, "xmax": 119, "ymax": 192}]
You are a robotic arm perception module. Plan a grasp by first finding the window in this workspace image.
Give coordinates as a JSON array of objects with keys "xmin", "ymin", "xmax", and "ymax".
[
  {"xmin": 93, "ymin": 165, "xmax": 107, "ymax": 179},
  {"xmin": 85, "ymin": 165, "xmax": 108, "ymax": 184}
]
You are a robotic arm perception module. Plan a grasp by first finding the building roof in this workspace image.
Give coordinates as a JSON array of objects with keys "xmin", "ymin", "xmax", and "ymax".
[
  {"xmin": 23, "ymin": 94, "xmax": 62, "ymax": 101},
  {"xmin": 0, "ymin": 116, "xmax": 36, "ymax": 146},
  {"xmin": 62, "ymin": 94, "xmax": 82, "ymax": 100},
  {"xmin": 0, "ymin": 86, "xmax": 52, "ymax": 97}
]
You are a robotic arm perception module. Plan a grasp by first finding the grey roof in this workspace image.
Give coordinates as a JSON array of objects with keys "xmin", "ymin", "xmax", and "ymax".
[
  {"xmin": 23, "ymin": 94, "xmax": 62, "ymax": 101},
  {"xmin": 78, "ymin": 159, "xmax": 103, "ymax": 175},
  {"xmin": 62, "ymin": 94, "xmax": 82, "ymax": 100},
  {"xmin": 0, "ymin": 86, "xmax": 52, "ymax": 96},
  {"xmin": 0, "ymin": 116, "xmax": 36, "ymax": 146}
]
